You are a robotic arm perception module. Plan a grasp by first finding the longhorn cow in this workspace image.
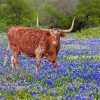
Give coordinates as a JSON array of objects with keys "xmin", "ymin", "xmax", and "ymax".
[{"xmin": 4, "ymin": 17, "xmax": 75, "ymax": 74}]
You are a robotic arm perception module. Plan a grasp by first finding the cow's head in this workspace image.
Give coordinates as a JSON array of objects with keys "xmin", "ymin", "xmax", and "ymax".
[
  {"xmin": 49, "ymin": 29, "xmax": 64, "ymax": 47},
  {"xmin": 41, "ymin": 17, "xmax": 75, "ymax": 69}
]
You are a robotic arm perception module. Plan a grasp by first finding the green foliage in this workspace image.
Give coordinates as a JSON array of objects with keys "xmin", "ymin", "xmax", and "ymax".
[
  {"xmin": 76, "ymin": 0, "xmax": 100, "ymax": 29},
  {"xmin": 0, "ymin": 0, "xmax": 36, "ymax": 29},
  {"xmin": 0, "ymin": 0, "xmax": 100, "ymax": 32},
  {"xmin": 74, "ymin": 27, "xmax": 100, "ymax": 38},
  {"xmin": 44, "ymin": 4, "xmax": 74, "ymax": 29},
  {"xmin": 0, "ymin": 90, "xmax": 33, "ymax": 99},
  {"xmin": 17, "ymin": 92, "xmax": 33, "ymax": 99},
  {"xmin": 0, "ymin": 20, "xmax": 7, "ymax": 32}
]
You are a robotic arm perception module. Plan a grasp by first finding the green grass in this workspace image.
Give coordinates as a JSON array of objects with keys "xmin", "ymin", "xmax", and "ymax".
[
  {"xmin": 58, "ymin": 55, "xmax": 100, "ymax": 62},
  {"xmin": 1, "ymin": 90, "xmax": 33, "ymax": 100},
  {"xmin": 65, "ymin": 27, "xmax": 100, "ymax": 38},
  {"xmin": 74, "ymin": 27, "xmax": 100, "ymax": 38}
]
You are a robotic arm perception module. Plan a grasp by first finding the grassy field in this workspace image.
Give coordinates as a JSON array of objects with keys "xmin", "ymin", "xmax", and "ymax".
[
  {"xmin": 0, "ymin": 30, "xmax": 100, "ymax": 99},
  {"xmin": 66, "ymin": 27, "xmax": 100, "ymax": 38}
]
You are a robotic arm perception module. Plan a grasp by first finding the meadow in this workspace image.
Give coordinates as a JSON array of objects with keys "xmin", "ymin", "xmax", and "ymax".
[{"xmin": 0, "ymin": 33, "xmax": 100, "ymax": 100}]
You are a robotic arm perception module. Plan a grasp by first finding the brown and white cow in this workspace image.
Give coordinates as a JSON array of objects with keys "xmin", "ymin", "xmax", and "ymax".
[{"xmin": 4, "ymin": 17, "xmax": 75, "ymax": 74}]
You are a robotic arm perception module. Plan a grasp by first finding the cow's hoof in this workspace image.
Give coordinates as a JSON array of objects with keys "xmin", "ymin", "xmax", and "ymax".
[
  {"xmin": 15, "ymin": 67, "xmax": 20, "ymax": 70},
  {"xmin": 35, "ymin": 70, "xmax": 38, "ymax": 74},
  {"xmin": 11, "ymin": 66, "xmax": 14, "ymax": 70},
  {"xmin": 35, "ymin": 66, "xmax": 38, "ymax": 74}
]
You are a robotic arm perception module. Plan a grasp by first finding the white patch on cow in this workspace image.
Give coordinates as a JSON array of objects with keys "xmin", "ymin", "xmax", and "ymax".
[
  {"xmin": 54, "ymin": 35, "xmax": 57, "ymax": 38},
  {"xmin": 35, "ymin": 47, "xmax": 42, "ymax": 54},
  {"xmin": 11, "ymin": 55, "xmax": 14, "ymax": 68},
  {"xmin": 53, "ymin": 30, "xmax": 57, "ymax": 35},
  {"xmin": 50, "ymin": 30, "xmax": 57, "ymax": 36},
  {"xmin": 41, "ymin": 48, "xmax": 45, "ymax": 52},
  {"xmin": 52, "ymin": 41, "xmax": 58, "ymax": 45},
  {"xmin": 11, "ymin": 55, "xmax": 14, "ymax": 62}
]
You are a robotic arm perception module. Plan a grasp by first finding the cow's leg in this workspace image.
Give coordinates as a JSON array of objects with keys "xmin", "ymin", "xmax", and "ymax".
[
  {"xmin": 35, "ymin": 53, "xmax": 41, "ymax": 74},
  {"xmin": 52, "ymin": 61, "xmax": 57, "ymax": 70},
  {"xmin": 47, "ymin": 55, "xmax": 57, "ymax": 70},
  {"xmin": 10, "ymin": 47, "xmax": 19, "ymax": 69},
  {"xmin": 11, "ymin": 55, "xmax": 14, "ymax": 69},
  {"xmin": 11, "ymin": 53, "xmax": 19, "ymax": 69}
]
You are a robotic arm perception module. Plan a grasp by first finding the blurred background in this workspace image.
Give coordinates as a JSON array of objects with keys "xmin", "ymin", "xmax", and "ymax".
[{"xmin": 0, "ymin": 0, "xmax": 100, "ymax": 34}]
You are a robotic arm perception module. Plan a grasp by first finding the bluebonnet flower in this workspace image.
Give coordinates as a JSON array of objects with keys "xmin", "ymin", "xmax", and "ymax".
[
  {"xmin": 30, "ymin": 91, "xmax": 38, "ymax": 95},
  {"xmin": 0, "ymin": 36, "xmax": 100, "ymax": 99},
  {"xmin": 65, "ymin": 94, "xmax": 73, "ymax": 100}
]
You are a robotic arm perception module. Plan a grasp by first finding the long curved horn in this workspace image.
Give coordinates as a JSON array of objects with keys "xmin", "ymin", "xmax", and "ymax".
[
  {"xmin": 40, "ymin": 28, "xmax": 49, "ymax": 31},
  {"xmin": 62, "ymin": 17, "xmax": 76, "ymax": 33},
  {"xmin": 36, "ymin": 14, "xmax": 39, "ymax": 28},
  {"xmin": 40, "ymin": 17, "xmax": 76, "ymax": 32}
]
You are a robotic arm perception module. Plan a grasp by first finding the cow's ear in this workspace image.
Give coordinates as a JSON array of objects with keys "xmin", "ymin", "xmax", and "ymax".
[{"xmin": 60, "ymin": 32, "xmax": 65, "ymax": 37}]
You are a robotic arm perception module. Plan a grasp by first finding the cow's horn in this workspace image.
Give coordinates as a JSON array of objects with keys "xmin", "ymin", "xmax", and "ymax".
[
  {"xmin": 62, "ymin": 17, "xmax": 76, "ymax": 33},
  {"xmin": 36, "ymin": 14, "xmax": 39, "ymax": 28},
  {"xmin": 40, "ymin": 28, "xmax": 49, "ymax": 31}
]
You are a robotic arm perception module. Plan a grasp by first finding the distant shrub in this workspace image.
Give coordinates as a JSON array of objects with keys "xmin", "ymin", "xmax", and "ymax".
[
  {"xmin": 74, "ymin": 27, "xmax": 100, "ymax": 38},
  {"xmin": 0, "ymin": 21, "xmax": 7, "ymax": 32}
]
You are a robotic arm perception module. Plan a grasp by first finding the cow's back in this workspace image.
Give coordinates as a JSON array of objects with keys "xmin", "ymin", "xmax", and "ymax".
[{"xmin": 7, "ymin": 26, "xmax": 47, "ymax": 57}]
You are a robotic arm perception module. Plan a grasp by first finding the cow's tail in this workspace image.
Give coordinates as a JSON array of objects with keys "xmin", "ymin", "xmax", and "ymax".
[{"xmin": 3, "ymin": 43, "xmax": 10, "ymax": 66}]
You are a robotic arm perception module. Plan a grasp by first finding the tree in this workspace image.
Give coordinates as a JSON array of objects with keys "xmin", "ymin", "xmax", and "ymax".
[
  {"xmin": 1, "ymin": 0, "xmax": 86, "ymax": 31},
  {"xmin": 0, "ymin": 0, "xmax": 35, "ymax": 26},
  {"xmin": 76, "ymin": 0, "xmax": 100, "ymax": 29},
  {"xmin": 26, "ymin": 0, "xmax": 79, "ymax": 29}
]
